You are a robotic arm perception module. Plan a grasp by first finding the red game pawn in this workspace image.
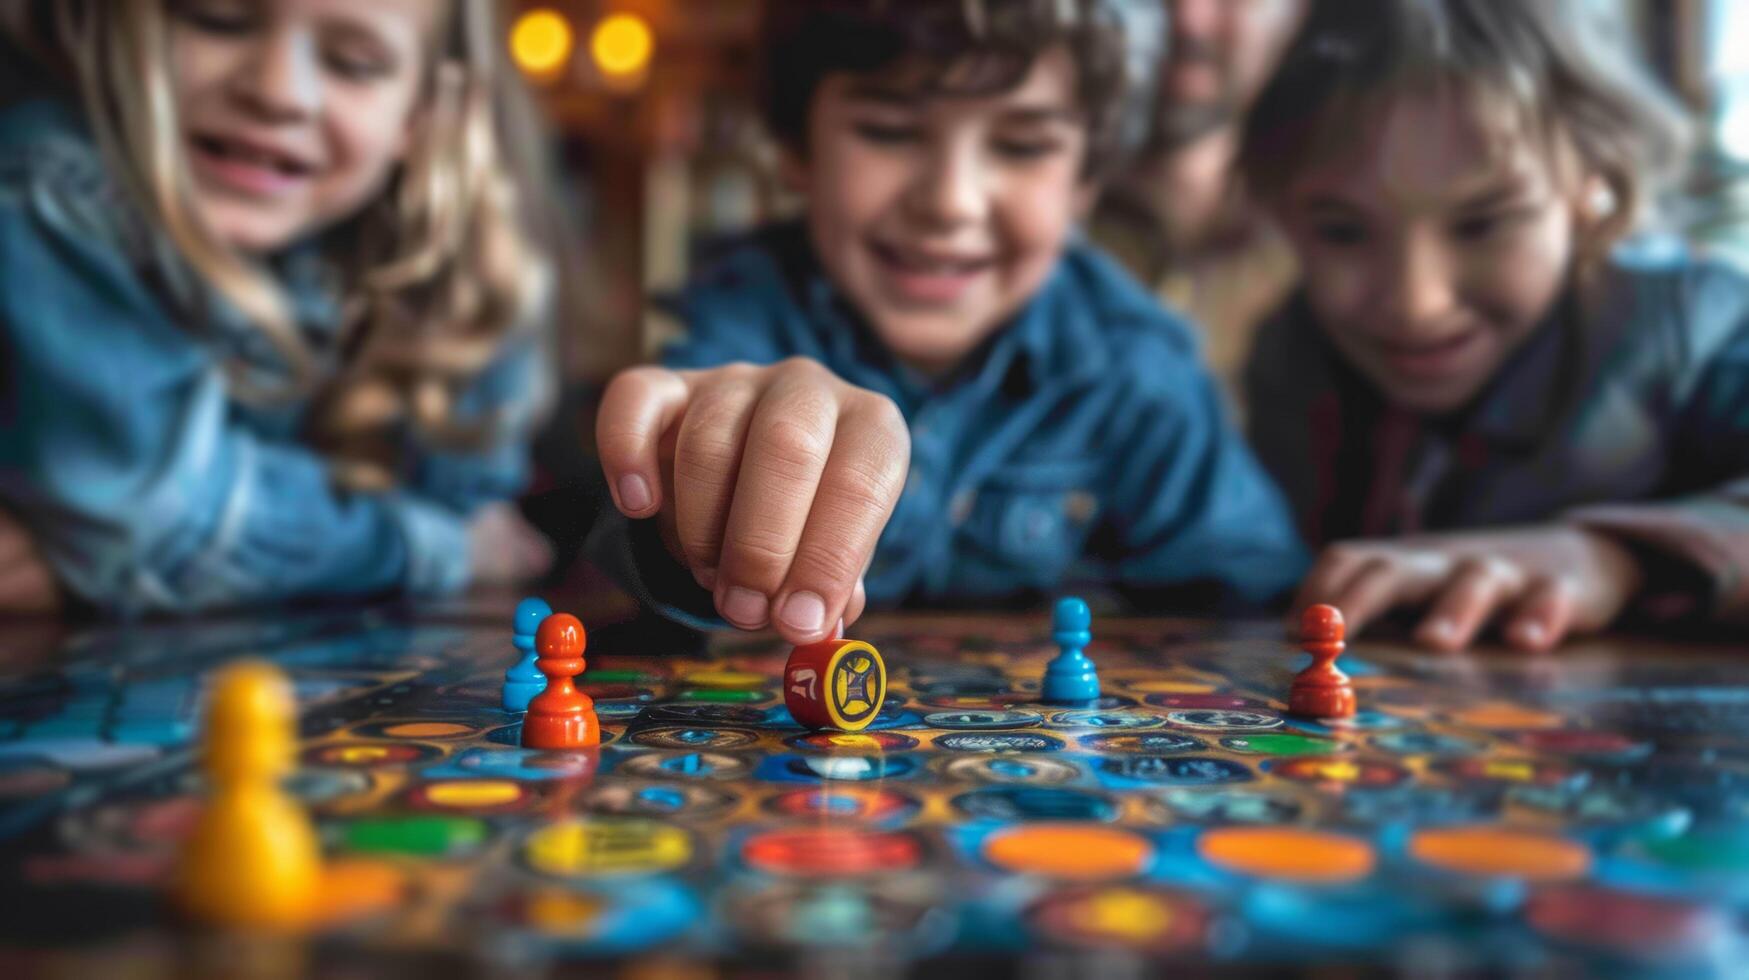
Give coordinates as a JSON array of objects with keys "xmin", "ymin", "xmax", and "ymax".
[
  {"xmin": 1289, "ymin": 604, "xmax": 1356, "ymax": 719},
  {"xmin": 521, "ymin": 613, "xmax": 600, "ymax": 749}
]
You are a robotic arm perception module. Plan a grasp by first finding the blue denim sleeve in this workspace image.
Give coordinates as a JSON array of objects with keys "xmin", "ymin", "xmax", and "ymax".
[
  {"xmin": 412, "ymin": 330, "xmax": 550, "ymax": 514},
  {"xmin": 1101, "ymin": 332, "xmax": 1309, "ymax": 606},
  {"xmin": 0, "ymin": 190, "xmax": 468, "ymax": 614}
]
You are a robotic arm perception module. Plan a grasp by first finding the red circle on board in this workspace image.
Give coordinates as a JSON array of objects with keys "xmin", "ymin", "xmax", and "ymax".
[
  {"xmin": 1144, "ymin": 693, "xmax": 1261, "ymax": 710},
  {"xmin": 741, "ymin": 828, "xmax": 922, "ymax": 877},
  {"xmin": 1526, "ymin": 885, "xmax": 1726, "ymax": 958}
]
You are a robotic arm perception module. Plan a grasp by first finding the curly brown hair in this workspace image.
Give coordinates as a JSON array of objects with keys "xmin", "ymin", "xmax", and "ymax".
[{"xmin": 759, "ymin": 0, "xmax": 1136, "ymax": 179}]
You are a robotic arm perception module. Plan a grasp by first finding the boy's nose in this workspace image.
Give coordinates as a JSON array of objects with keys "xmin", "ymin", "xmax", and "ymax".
[
  {"xmin": 233, "ymin": 30, "xmax": 323, "ymax": 122},
  {"xmin": 1379, "ymin": 239, "xmax": 1458, "ymax": 327},
  {"xmin": 905, "ymin": 148, "xmax": 989, "ymax": 229}
]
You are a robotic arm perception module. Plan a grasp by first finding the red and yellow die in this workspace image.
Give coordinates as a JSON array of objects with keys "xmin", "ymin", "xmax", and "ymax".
[{"xmin": 783, "ymin": 638, "xmax": 886, "ymax": 731}]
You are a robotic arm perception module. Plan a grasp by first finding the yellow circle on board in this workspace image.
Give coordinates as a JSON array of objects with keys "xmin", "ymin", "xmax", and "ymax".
[
  {"xmin": 1074, "ymin": 889, "xmax": 1177, "ymax": 940},
  {"xmin": 1197, "ymin": 828, "xmax": 1376, "ymax": 883},
  {"xmin": 1408, "ymin": 827, "xmax": 1591, "ymax": 880},
  {"xmin": 525, "ymin": 889, "xmax": 607, "ymax": 934},
  {"xmin": 984, "ymin": 824, "xmax": 1154, "ymax": 880},
  {"xmin": 525, "ymin": 819, "xmax": 693, "ymax": 877},
  {"xmin": 1127, "ymin": 680, "xmax": 1217, "ymax": 695},
  {"xmin": 336, "ymin": 745, "xmax": 395, "ymax": 764},
  {"xmin": 424, "ymin": 780, "xmax": 524, "ymax": 807},
  {"xmin": 510, "ymin": 9, "xmax": 574, "ymax": 75},
  {"xmin": 590, "ymin": 13, "xmax": 653, "ymax": 78},
  {"xmin": 682, "ymin": 669, "xmax": 766, "ymax": 689},
  {"xmin": 382, "ymin": 722, "xmax": 473, "ymax": 738},
  {"xmin": 1451, "ymin": 703, "xmax": 1565, "ymax": 730}
]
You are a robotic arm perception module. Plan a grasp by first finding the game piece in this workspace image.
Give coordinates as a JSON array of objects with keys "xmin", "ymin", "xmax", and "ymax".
[
  {"xmin": 1041, "ymin": 596, "xmax": 1100, "ymax": 704},
  {"xmin": 174, "ymin": 661, "xmax": 320, "ymax": 930},
  {"xmin": 502, "ymin": 596, "xmax": 552, "ymax": 712},
  {"xmin": 784, "ymin": 637, "xmax": 886, "ymax": 731},
  {"xmin": 521, "ymin": 613, "xmax": 599, "ymax": 749},
  {"xmin": 1289, "ymin": 604, "xmax": 1356, "ymax": 719}
]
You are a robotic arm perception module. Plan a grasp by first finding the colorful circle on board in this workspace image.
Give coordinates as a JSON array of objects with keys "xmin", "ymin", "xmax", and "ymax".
[
  {"xmin": 952, "ymin": 786, "xmax": 1118, "ymax": 822},
  {"xmin": 938, "ymin": 754, "xmax": 1082, "ymax": 786},
  {"xmin": 1144, "ymin": 693, "xmax": 1260, "ymax": 710},
  {"xmin": 577, "ymin": 683, "xmax": 651, "ymax": 701},
  {"xmin": 592, "ymin": 701, "xmax": 649, "ymax": 721},
  {"xmin": 618, "ymin": 751, "xmax": 751, "ymax": 781},
  {"xmin": 785, "ymin": 731, "xmax": 920, "ymax": 754},
  {"xmin": 681, "ymin": 668, "xmax": 767, "ymax": 689},
  {"xmin": 922, "ymin": 709, "xmax": 1044, "ymax": 731},
  {"xmin": 1197, "ymin": 827, "xmax": 1376, "ymax": 884},
  {"xmin": 1098, "ymin": 755, "xmax": 1253, "ymax": 786},
  {"xmin": 580, "ymin": 668, "xmax": 664, "ymax": 685},
  {"xmin": 1080, "ymin": 731, "xmax": 1204, "ymax": 754},
  {"xmin": 1267, "ymin": 757, "xmax": 1409, "ymax": 789},
  {"xmin": 741, "ymin": 828, "xmax": 924, "ymax": 878},
  {"xmin": 1045, "ymin": 710, "xmax": 1164, "ymax": 730},
  {"xmin": 582, "ymin": 781, "xmax": 739, "ymax": 821},
  {"xmin": 1027, "ymin": 885, "xmax": 1211, "ymax": 954},
  {"xmin": 445, "ymin": 746, "xmax": 598, "ymax": 781},
  {"xmin": 677, "ymin": 689, "xmax": 770, "ymax": 703},
  {"xmin": 1127, "ymin": 680, "xmax": 1218, "ymax": 696},
  {"xmin": 933, "ymin": 732, "xmax": 1066, "ymax": 753},
  {"xmin": 351, "ymin": 720, "xmax": 480, "ymax": 741},
  {"xmin": 1525, "ymin": 885, "xmax": 1728, "ymax": 960},
  {"xmin": 1294, "ymin": 709, "xmax": 1406, "ymax": 733},
  {"xmin": 1160, "ymin": 788, "xmax": 1307, "ymax": 825},
  {"xmin": 303, "ymin": 742, "xmax": 443, "ymax": 768},
  {"xmin": 524, "ymin": 818, "xmax": 694, "ymax": 878},
  {"xmin": 764, "ymin": 786, "xmax": 921, "ymax": 824},
  {"xmin": 784, "ymin": 754, "xmax": 918, "ymax": 782},
  {"xmin": 340, "ymin": 815, "xmax": 489, "ymax": 857},
  {"xmin": 1369, "ymin": 731, "xmax": 1487, "ymax": 757},
  {"xmin": 1164, "ymin": 710, "xmax": 1284, "ymax": 731},
  {"xmin": 922, "ymin": 693, "xmax": 1034, "ymax": 710},
  {"xmin": 1434, "ymin": 756, "xmax": 1585, "ymax": 789},
  {"xmin": 494, "ymin": 879, "xmax": 699, "ymax": 955},
  {"xmin": 722, "ymin": 877, "xmax": 942, "ymax": 950},
  {"xmin": 404, "ymin": 779, "xmax": 533, "ymax": 815},
  {"xmin": 1407, "ymin": 826, "xmax": 1591, "ymax": 881},
  {"xmin": 1219, "ymin": 733, "xmax": 1343, "ymax": 756},
  {"xmin": 981, "ymin": 824, "xmax": 1154, "ymax": 881},
  {"xmin": 630, "ymin": 726, "xmax": 760, "ymax": 751},
  {"xmin": 1511, "ymin": 729, "xmax": 1652, "ymax": 762},
  {"xmin": 1448, "ymin": 703, "xmax": 1565, "ymax": 731},
  {"xmin": 645, "ymin": 703, "xmax": 767, "ymax": 726}
]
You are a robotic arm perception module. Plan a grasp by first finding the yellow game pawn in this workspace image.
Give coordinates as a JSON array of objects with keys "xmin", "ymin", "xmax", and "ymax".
[{"xmin": 175, "ymin": 661, "xmax": 320, "ymax": 930}]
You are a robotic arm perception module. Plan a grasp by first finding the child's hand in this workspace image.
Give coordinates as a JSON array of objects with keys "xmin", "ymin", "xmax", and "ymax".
[
  {"xmin": 1293, "ymin": 526, "xmax": 1644, "ymax": 651},
  {"xmin": 0, "ymin": 510, "xmax": 60, "ymax": 616},
  {"xmin": 596, "ymin": 359, "xmax": 910, "ymax": 645},
  {"xmin": 468, "ymin": 503, "xmax": 556, "ymax": 587}
]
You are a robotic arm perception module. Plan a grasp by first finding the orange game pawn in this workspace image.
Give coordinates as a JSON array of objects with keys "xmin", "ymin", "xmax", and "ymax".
[
  {"xmin": 1289, "ymin": 604, "xmax": 1356, "ymax": 719},
  {"xmin": 521, "ymin": 613, "xmax": 599, "ymax": 749}
]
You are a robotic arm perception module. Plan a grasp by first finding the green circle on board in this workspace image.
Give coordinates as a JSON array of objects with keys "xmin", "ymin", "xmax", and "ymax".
[
  {"xmin": 678, "ymin": 689, "xmax": 768, "ymax": 703},
  {"xmin": 581, "ymin": 669, "xmax": 661, "ymax": 684},
  {"xmin": 1641, "ymin": 829, "xmax": 1749, "ymax": 871},
  {"xmin": 1220, "ymin": 733, "xmax": 1342, "ymax": 756},
  {"xmin": 342, "ymin": 815, "xmax": 488, "ymax": 856}
]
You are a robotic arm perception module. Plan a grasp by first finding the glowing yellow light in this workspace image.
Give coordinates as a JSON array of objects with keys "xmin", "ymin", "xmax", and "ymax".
[
  {"xmin": 510, "ymin": 9, "xmax": 574, "ymax": 76},
  {"xmin": 590, "ymin": 13, "xmax": 654, "ymax": 78}
]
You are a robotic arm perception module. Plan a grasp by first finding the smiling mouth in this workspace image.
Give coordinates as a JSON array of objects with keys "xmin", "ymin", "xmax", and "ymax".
[
  {"xmin": 1374, "ymin": 329, "xmax": 1485, "ymax": 379},
  {"xmin": 869, "ymin": 240, "xmax": 997, "ymax": 305},
  {"xmin": 192, "ymin": 134, "xmax": 316, "ymax": 175}
]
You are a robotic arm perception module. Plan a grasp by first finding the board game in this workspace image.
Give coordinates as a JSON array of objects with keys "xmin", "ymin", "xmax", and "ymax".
[{"xmin": 2, "ymin": 602, "xmax": 1747, "ymax": 974}]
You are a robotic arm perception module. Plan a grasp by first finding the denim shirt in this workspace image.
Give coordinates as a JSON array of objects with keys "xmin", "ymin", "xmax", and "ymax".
[
  {"xmin": 595, "ymin": 222, "xmax": 1306, "ymax": 625},
  {"xmin": 1246, "ymin": 246, "xmax": 1749, "ymax": 624},
  {"xmin": 0, "ymin": 100, "xmax": 547, "ymax": 615}
]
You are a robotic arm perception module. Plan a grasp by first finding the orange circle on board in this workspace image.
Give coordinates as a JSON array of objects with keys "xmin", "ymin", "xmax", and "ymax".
[
  {"xmin": 1408, "ymin": 827, "xmax": 1591, "ymax": 881},
  {"xmin": 382, "ymin": 722, "xmax": 474, "ymax": 738},
  {"xmin": 983, "ymin": 825, "xmax": 1154, "ymax": 881},
  {"xmin": 1450, "ymin": 703, "xmax": 1564, "ymax": 731},
  {"xmin": 311, "ymin": 860, "xmax": 405, "ymax": 925},
  {"xmin": 1197, "ymin": 828, "xmax": 1376, "ymax": 883}
]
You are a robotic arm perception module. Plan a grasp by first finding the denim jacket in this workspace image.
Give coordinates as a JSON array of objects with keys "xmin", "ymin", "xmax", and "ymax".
[
  {"xmin": 1246, "ymin": 247, "xmax": 1749, "ymax": 625},
  {"xmin": 0, "ymin": 100, "xmax": 547, "ymax": 615},
  {"xmin": 593, "ymin": 222, "xmax": 1307, "ymax": 625}
]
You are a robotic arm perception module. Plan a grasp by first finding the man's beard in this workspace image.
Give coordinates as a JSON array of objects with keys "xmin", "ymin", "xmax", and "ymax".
[{"xmin": 1153, "ymin": 98, "xmax": 1240, "ymax": 149}]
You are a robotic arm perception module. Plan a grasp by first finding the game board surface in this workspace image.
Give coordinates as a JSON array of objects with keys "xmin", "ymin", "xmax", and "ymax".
[{"xmin": 1, "ymin": 604, "xmax": 1747, "ymax": 975}]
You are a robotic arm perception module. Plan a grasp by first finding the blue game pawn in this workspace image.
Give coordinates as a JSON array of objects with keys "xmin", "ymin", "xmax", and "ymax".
[
  {"xmin": 502, "ymin": 597, "xmax": 552, "ymax": 712},
  {"xmin": 1042, "ymin": 596, "xmax": 1100, "ymax": 705}
]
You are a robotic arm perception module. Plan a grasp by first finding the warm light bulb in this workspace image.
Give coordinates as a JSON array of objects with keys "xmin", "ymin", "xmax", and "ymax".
[
  {"xmin": 590, "ymin": 12, "xmax": 654, "ymax": 79},
  {"xmin": 510, "ymin": 9, "xmax": 574, "ymax": 76}
]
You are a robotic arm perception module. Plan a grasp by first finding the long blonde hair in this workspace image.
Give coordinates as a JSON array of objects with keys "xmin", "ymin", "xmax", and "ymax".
[{"xmin": 8, "ymin": 0, "xmax": 555, "ymax": 490}]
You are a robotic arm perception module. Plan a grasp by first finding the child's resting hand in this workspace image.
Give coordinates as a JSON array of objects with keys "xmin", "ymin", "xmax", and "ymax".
[
  {"xmin": 1293, "ymin": 526, "xmax": 1645, "ymax": 652},
  {"xmin": 467, "ymin": 503, "xmax": 556, "ymax": 587},
  {"xmin": 0, "ymin": 509, "xmax": 60, "ymax": 616},
  {"xmin": 596, "ymin": 358, "xmax": 910, "ymax": 645}
]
